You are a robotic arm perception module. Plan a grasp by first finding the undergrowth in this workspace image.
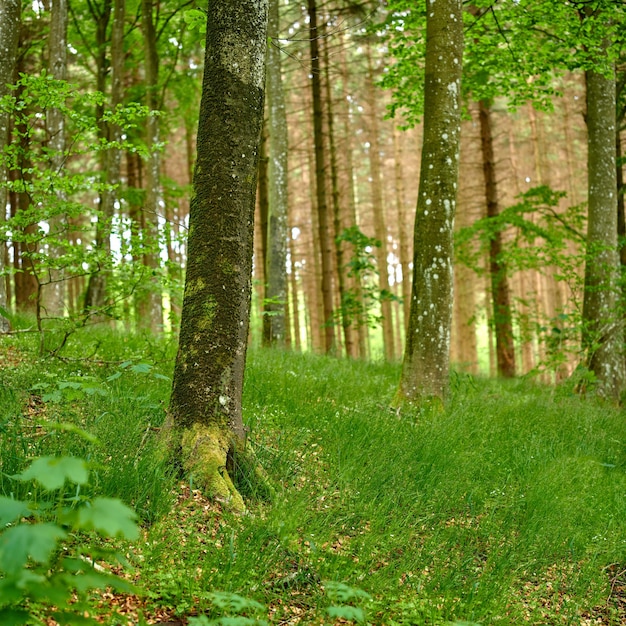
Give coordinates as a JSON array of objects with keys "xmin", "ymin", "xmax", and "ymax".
[{"xmin": 1, "ymin": 325, "xmax": 625, "ymax": 624}]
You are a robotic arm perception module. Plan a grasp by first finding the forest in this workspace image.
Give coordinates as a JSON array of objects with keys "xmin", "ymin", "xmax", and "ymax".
[{"xmin": 1, "ymin": 0, "xmax": 626, "ymax": 624}]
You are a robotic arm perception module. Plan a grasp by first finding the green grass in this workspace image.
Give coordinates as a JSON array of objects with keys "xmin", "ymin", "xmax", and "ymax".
[{"xmin": 1, "ymin": 329, "xmax": 626, "ymax": 624}]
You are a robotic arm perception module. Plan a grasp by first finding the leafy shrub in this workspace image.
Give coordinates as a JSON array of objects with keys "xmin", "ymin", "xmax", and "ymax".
[{"xmin": 0, "ymin": 430, "xmax": 139, "ymax": 625}]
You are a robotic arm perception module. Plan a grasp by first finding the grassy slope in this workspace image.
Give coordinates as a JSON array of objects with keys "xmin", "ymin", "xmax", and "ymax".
[{"xmin": 1, "ymin": 330, "xmax": 626, "ymax": 624}]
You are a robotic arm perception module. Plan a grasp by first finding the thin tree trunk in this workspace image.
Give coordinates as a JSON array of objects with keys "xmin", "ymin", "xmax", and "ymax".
[
  {"xmin": 289, "ymin": 231, "xmax": 301, "ymax": 351},
  {"xmin": 307, "ymin": 0, "xmax": 335, "ymax": 354},
  {"xmin": 323, "ymin": 29, "xmax": 354, "ymax": 358},
  {"xmin": 41, "ymin": 0, "xmax": 69, "ymax": 319},
  {"xmin": 338, "ymin": 31, "xmax": 368, "ymax": 358},
  {"xmin": 478, "ymin": 100, "xmax": 516, "ymax": 377},
  {"xmin": 366, "ymin": 45, "xmax": 395, "ymax": 361},
  {"xmin": 262, "ymin": 0, "xmax": 289, "ymax": 346},
  {"xmin": 0, "ymin": 0, "xmax": 20, "ymax": 331},
  {"xmin": 84, "ymin": 0, "xmax": 125, "ymax": 316},
  {"xmin": 393, "ymin": 128, "xmax": 412, "ymax": 335},
  {"xmin": 137, "ymin": 0, "xmax": 163, "ymax": 332}
]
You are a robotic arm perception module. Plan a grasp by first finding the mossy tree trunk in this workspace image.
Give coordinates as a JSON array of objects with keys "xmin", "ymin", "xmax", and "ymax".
[
  {"xmin": 582, "ymin": 60, "xmax": 625, "ymax": 402},
  {"xmin": 396, "ymin": 0, "xmax": 463, "ymax": 405},
  {"xmin": 167, "ymin": 0, "xmax": 269, "ymax": 510},
  {"xmin": 0, "ymin": 0, "xmax": 20, "ymax": 332}
]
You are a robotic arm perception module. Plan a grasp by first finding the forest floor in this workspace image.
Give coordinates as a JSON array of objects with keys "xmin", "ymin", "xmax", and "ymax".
[{"xmin": 2, "ymin": 324, "xmax": 626, "ymax": 625}]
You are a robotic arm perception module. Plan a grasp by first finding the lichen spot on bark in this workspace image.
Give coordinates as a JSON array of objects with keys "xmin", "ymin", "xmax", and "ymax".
[
  {"xmin": 219, "ymin": 32, "xmax": 265, "ymax": 90},
  {"xmin": 185, "ymin": 277, "xmax": 206, "ymax": 299},
  {"xmin": 197, "ymin": 297, "xmax": 218, "ymax": 330},
  {"xmin": 181, "ymin": 423, "xmax": 245, "ymax": 512}
]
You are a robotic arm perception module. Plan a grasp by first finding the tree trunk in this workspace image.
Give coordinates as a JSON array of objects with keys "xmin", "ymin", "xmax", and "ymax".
[
  {"xmin": 40, "ymin": 0, "xmax": 69, "ymax": 320},
  {"xmin": 582, "ymin": 63, "xmax": 625, "ymax": 401},
  {"xmin": 0, "ymin": 0, "xmax": 20, "ymax": 331},
  {"xmin": 12, "ymin": 55, "xmax": 39, "ymax": 314},
  {"xmin": 137, "ymin": 0, "xmax": 163, "ymax": 332},
  {"xmin": 478, "ymin": 100, "xmax": 516, "ymax": 377},
  {"xmin": 262, "ymin": 0, "xmax": 288, "ymax": 346},
  {"xmin": 84, "ymin": 0, "xmax": 125, "ymax": 316},
  {"xmin": 167, "ymin": 0, "xmax": 269, "ymax": 510},
  {"xmin": 396, "ymin": 0, "xmax": 463, "ymax": 405},
  {"xmin": 393, "ymin": 128, "xmax": 412, "ymax": 336},
  {"xmin": 338, "ymin": 31, "xmax": 368, "ymax": 358},
  {"xmin": 366, "ymin": 44, "xmax": 395, "ymax": 361},
  {"xmin": 323, "ymin": 28, "xmax": 354, "ymax": 358},
  {"xmin": 307, "ymin": 0, "xmax": 335, "ymax": 354}
]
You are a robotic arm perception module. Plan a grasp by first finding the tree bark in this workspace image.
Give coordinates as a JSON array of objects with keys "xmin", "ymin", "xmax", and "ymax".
[
  {"xmin": 396, "ymin": 0, "xmax": 463, "ymax": 404},
  {"xmin": 393, "ymin": 128, "xmax": 412, "ymax": 336},
  {"xmin": 137, "ymin": 0, "xmax": 163, "ymax": 332},
  {"xmin": 477, "ymin": 100, "xmax": 516, "ymax": 377},
  {"xmin": 41, "ymin": 0, "xmax": 69, "ymax": 319},
  {"xmin": 167, "ymin": 0, "xmax": 269, "ymax": 510},
  {"xmin": 582, "ymin": 62, "xmax": 625, "ymax": 401},
  {"xmin": 0, "ymin": 0, "xmax": 20, "ymax": 331},
  {"xmin": 366, "ymin": 44, "xmax": 395, "ymax": 361},
  {"xmin": 262, "ymin": 0, "xmax": 288, "ymax": 346},
  {"xmin": 84, "ymin": 0, "xmax": 125, "ymax": 316},
  {"xmin": 323, "ymin": 27, "xmax": 354, "ymax": 358},
  {"xmin": 307, "ymin": 0, "xmax": 335, "ymax": 354}
]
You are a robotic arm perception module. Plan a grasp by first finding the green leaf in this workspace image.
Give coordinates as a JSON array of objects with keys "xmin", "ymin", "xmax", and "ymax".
[
  {"xmin": 51, "ymin": 612, "xmax": 100, "ymax": 625},
  {"xmin": 209, "ymin": 592, "xmax": 265, "ymax": 614},
  {"xmin": 76, "ymin": 498, "xmax": 139, "ymax": 540},
  {"xmin": 324, "ymin": 581, "xmax": 372, "ymax": 603},
  {"xmin": 0, "ymin": 497, "xmax": 31, "ymax": 526},
  {"xmin": 0, "ymin": 608, "xmax": 32, "ymax": 626},
  {"xmin": 326, "ymin": 605, "xmax": 366, "ymax": 623},
  {"xmin": 46, "ymin": 422, "xmax": 100, "ymax": 444},
  {"xmin": 19, "ymin": 456, "xmax": 89, "ymax": 491},
  {"xmin": 130, "ymin": 362, "xmax": 152, "ymax": 374},
  {"xmin": 0, "ymin": 523, "xmax": 67, "ymax": 575}
]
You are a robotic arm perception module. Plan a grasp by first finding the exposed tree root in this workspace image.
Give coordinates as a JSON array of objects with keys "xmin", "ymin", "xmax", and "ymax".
[{"xmin": 161, "ymin": 421, "xmax": 274, "ymax": 513}]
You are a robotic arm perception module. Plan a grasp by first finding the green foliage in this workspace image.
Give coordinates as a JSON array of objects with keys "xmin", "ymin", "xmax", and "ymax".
[
  {"xmin": 0, "ymin": 73, "xmax": 173, "ymax": 352},
  {"xmin": 184, "ymin": 8, "xmax": 207, "ymax": 36},
  {"xmin": 456, "ymin": 186, "xmax": 587, "ymax": 375},
  {"xmin": 0, "ymin": 432, "xmax": 139, "ymax": 625},
  {"xmin": 3, "ymin": 332, "xmax": 626, "ymax": 623},
  {"xmin": 188, "ymin": 593, "xmax": 268, "ymax": 625},
  {"xmin": 335, "ymin": 226, "xmax": 401, "ymax": 330},
  {"xmin": 382, "ymin": 0, "xmax": 625, "ymax": 125},
  {"xmin": 324, "ymin": 582, "xmax": 371, "ymax": 623}
]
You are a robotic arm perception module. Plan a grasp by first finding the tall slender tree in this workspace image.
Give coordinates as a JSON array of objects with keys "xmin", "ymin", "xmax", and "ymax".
[
  {"xmin": 307, "ymin": 0, "xmax": 336, "ymax": 354},
  {"xmin": 582, "ymin": 54, "xmax": 624, "ymax": 401},
  {"xmin": 166, "ymin": 0, "xmax": 269, "ymax": 509},
  {"xmin": 84, "ymin": 0, "xmax": 126, "ymax": 315},
  {"xmin": 477, "ymin": 99, "xmax": 516, "ymax": 377},
  {"xmin": 396, "ymin": 0, "xmax": 463, "ymax": 403},
  {"xmin": 42, "ymin": 0, "xmax": 69, "ymax": 318},
  {"xmin": 0, "ymin": 0, "xmax": 21, "ymax": 332},
  {"xmin": 263, "ymin": 0, "xmax": 289, "ymax": 346},
  {"xmin": 137, "ymin": 0, "xmax": 163, "ymax": 332}
]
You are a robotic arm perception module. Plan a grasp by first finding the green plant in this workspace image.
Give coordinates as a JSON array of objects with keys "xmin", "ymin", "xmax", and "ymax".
[
  {"xmin": 0, "ymin": 73, "xmax": 155, "ymax": 354},
  {"xmin": 0, "ymin": 430, "xmax": 140, "ymax": 625},
  {"xmin": 188, "ymin": 592, "xmax": 268, "ymax": 625},
  {"xmin": 324, "ymin": 581, "xmax": 371, "ymax": 623},
  {"xmin": 335, "ymin": 226, "xmax": 401, "ymax": 330}
]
